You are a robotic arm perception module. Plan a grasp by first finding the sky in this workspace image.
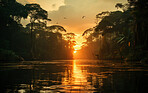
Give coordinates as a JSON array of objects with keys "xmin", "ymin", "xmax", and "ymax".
[{"xmin": 17, "ymin": 0, "xmax": 127, "ymax": 50}]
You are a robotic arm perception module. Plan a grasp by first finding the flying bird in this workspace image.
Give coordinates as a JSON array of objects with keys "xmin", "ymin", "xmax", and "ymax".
[
  {"xmin": 82, "ymin": 16, "xmax": 85, "ymax": 19},
  {"xmin": 64, "ymin": 17, "xmax": 67, "ymax": 19}
]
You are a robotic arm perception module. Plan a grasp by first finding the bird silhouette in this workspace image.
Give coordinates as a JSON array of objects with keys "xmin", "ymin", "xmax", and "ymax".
[
  {"xmin": 64, "ymin": 17, "xmax": 67, "ymax": 19},
  {"xmin": 82, "ymin": 16, "xmax": 85, "ymax": 19}
]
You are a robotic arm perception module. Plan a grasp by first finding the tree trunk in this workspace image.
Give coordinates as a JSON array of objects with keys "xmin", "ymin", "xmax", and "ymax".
[{"xmin": 30, "ymin": 22, "xmax": 34, "ymax": 60}]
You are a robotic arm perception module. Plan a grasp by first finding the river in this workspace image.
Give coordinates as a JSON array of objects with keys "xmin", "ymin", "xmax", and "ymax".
[{"xmin": 0, "ymin": 60, "xmax": 147, "ymax": 93}]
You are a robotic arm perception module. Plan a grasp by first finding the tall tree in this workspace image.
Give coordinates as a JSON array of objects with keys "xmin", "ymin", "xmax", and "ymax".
[
  {"xmin": 25, "ymin": 4, "xmax": 51, "ymax": 59},
  {"xmin": 128, "ymin": 0, "xmax": 148, "ymax": 49}
]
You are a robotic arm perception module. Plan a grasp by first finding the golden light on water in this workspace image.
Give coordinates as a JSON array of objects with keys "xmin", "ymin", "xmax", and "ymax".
[
  {"xmin": 60, "ymin": 60, "xmax": 96, "ymax": 92},
  {"xmin": 72, "ymin": 60, "xmax": 87, "ymax": 85},
  {"xmin": 62, "ymin": 60, "xmax": 87, "ymax": 86}
]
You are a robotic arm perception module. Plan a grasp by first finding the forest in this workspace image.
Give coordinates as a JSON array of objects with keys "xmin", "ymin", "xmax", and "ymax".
[
  {"xmin": 0, "ymin": 0, "xmax": 75, "ymax": 61},
  {"xmin": 0, "ymin": 0, "xmax": 148, "ymax": 63},
  {"xmin": 78, "ymin": 0, "xmax": 148, "ymax": 63}
]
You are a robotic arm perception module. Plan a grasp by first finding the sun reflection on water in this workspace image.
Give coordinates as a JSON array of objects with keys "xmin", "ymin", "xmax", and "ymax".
[
  {"xmin": 60, "ymin": 60, "xmax": 96, "ymax": 92},
  {"xmin": 72, "ymin": 60, "xmax": 87, "ymax": 85},
  {"xmin": 2, "ymin": 60, "xmax": 146, "ymax": 93}
]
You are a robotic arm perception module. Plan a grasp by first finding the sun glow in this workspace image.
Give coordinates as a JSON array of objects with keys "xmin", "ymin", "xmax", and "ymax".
[
  {"xmin": 73, "ymin": 45, "xmax": 81, "ymax": 50},
  {"xmin": 73, "ymin": 44, "xmax": 81, "ymax": 54},
  {"xmin": 74, "ymin": 50, "xmax": 77, "ymax": 53}
]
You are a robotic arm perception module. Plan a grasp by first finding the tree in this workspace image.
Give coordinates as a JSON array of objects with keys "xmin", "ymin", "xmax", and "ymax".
[
  {"xmin": 25, "ymin": 4, "xmax": 51, "ymax": 59},
  {"xmin": 63, "ymin": 33, "xmax": 76, "ymax": 59},
  {"xmin": 47, "ymin": 25, "xmax": 67, "ymax": 32},
  {"xmin": 115, "ymin": 3, "xmax": 129, "ymax": 11},
  {"xmin": 0, "ymin": 0, "xmax": 29, "ymax": 61},
  {"xmin": 128, "ymin": 0, "xmax": 148, "ymax": 50}
]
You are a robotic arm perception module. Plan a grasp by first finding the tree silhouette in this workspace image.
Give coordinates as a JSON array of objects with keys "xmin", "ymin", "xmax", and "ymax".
[
  {"xmin": 47, "ymin": 25, "xmax": 67, "ymax": 32},
  {"xmin": 128, "ymin": 0, "xmax": 148, "ymax": 50},
  {"xmin": 25, "ymin": 4, "xmax": 51, "ymax": 59}
]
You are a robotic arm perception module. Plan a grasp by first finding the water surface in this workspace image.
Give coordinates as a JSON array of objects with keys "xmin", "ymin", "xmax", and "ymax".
[{"xmin": 0, "ymin": 60, "xmax": 147, "ymax": 93}]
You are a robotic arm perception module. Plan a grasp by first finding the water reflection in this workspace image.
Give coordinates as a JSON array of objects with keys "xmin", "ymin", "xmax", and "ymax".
[
  {"xmin": 59, "ymin": 60, "xmax": 96, "ymax": 92},
  {"xmin": 72, "ymin": 60, "xmax": 87, "ymax": 85},
  {"xmin": 0, "ymin": 60, "xmax": 147, "ymax": 93}
]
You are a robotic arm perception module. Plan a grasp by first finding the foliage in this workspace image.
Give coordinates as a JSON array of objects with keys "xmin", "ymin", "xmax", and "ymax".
[
  {"xmin": 81, "ymin": 0, "xmax": 148, "ymax": 61},
  {"xmin": 0, "ymin": 0, "xmax": 74, "ymax": 61},
  {"xmin": 0, "ymin": 49, "xmax": 21, "ymax": 61},
  {"xmin": 47, "ymin": 25, "xmax": 67, "ymax": 32},
  {"xmin": 25, "ymin": 4, "xmax": 50, "ymax": 22},
  {"xmin": 128, "ymin": 0, "xmax": 148, "ymax": 49}
]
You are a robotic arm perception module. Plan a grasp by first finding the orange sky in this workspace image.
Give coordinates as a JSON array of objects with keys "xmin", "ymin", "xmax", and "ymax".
[{"xmin": 17, "ymin": 0, "xmax": 127, "ymax": 50}]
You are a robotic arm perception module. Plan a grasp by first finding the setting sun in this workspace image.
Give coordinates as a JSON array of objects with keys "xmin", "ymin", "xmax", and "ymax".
[
  {"xmin": 74, "ymin": 50, "xmax": 77, "ymax": 54},
  {"xmin": 1, "ymin": 0, "xmax": 146, "ymax": 93},
  {"xmin": 73, "ymin": 45, "xmax": 81, "ymax": 50}
]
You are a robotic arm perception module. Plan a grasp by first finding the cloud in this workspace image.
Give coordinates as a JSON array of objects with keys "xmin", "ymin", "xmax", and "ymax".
[
  {"xmin": 17, "ymin": 0, "xmax": 127, "ymax": 34},
  {"xmin": 16, "ymin": 0, "xmax": 29, "ymax": 5},
  {"xmin": 17, "ymin": 0, "xmax": 65, "ymax": 11},
  {"xmin": 48, "ymin": 5, "xmax": 92, "ymax": 33},
  {"xmin": 48, "ymin": 0, "xmax": 127, "ymax": 34}
]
